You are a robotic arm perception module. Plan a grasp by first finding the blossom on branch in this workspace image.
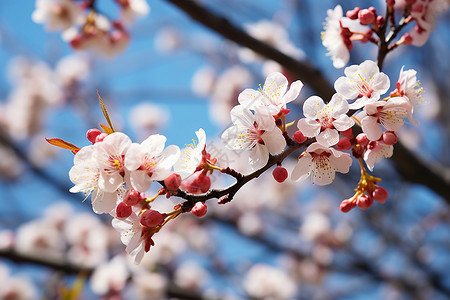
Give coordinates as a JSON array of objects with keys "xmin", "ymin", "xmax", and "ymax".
[
  {"xmin": 238, "ymin": 72, "xmax": 303, "ymax": 115},
  {"xmin": 409, "ymin": 0, "xmax": 449, "ymax": 46},
  {"xmin": 297, "ymin": 94, "xmax": 354, "ymax": 147},
  {"xmin": 32, "ymin": 0, "xmax": 81, "ymax": 31},
  {"xmin": 291, "ymin": 142, "xmax": 352, "ymax": 185},
  {"xmin": 334, "ymin": 60, "xmax": 390, "ymax": 109},
  {"xmin": 174, "ymin": 128, "xmax": 206, "ymax": 179},
  {"xmin": 221, "ymin": 105, "xmax": 285, "ymax": 170}
]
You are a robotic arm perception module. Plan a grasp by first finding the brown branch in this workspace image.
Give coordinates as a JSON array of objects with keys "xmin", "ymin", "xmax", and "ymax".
[
  {"xmin": 162, "ymin": 0, "xmax": 450, "ymax": 203},
  {"xmin": 164, "ymin": 0, "xmax": 335, "ymax": 101}
]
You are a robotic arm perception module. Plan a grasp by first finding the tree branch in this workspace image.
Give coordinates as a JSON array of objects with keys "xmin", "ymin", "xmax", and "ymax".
[{"xmin": 162, "ymin": 0, "xmax": 450, "ymax": 203}]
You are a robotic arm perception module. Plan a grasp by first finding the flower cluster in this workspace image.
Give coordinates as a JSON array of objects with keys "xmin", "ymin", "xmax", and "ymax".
[
  {"xmin": 322, "ymin": 2, "xmax": 449, "ymax": 68},
  {"xmin": 32, "ymin": 0, "xmax": 150, "ymax": 57}
]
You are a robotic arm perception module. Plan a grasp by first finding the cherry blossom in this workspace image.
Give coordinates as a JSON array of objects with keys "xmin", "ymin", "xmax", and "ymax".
[
  {"xmin": 321, "ymin": 5, "xmax": 369, "ymax": 69},
  {"xmin": 291, "ymin": 142, "xmax": 352, "ymax": 185},
  {"xmin": 358, "ymin": 97, "xmax": 409, "ymax": 141},
  {"xmin": 363, "ymin": 141, "xmax": 393, "ymax": 171},
  {"xmin": 297, "ymin": 94, "xmax": 354, "ymax": 147},
  {"xmin": 238, "ymin": 72, "xmax": 303, "ymax": 115},
  {"xmin": 69, "ymin": 145, "xmax": 120, "ymax": 214},
  {"xmin": 334, "ymin": 60, "xmax": 390, "ymax": 109},
  {"xmin": 90, "ymin": 255, "xmax": 129, "ymax": 296},
  {"xmin": 95, "ymin": 132, "xmax": 131, "ymax": 192},
  {"xmin": 32, "ymin": 0, "xmax": 81, "ymax": 31},
  {"xmin": 174, "ymin": 128, "xmax": 206, "ymax": 179},
  {"xmin": 117, "ymin": 0, "xmax": 151, "ymax": 24},
  {"xmin": 221, "ymin": 105, "xmax": 286, "ymax": 170},
  {"xmin": 125, "ymin": 134, "xmax": 180, "ymax": 192},
  {"xmin": 112, "ymin": 212, "xmax": 152, "ymax": 264},
  {"xmin": 392, "ymin": 66, "xmax": 423, "ymax": 125},
  {"xmin": 409, "ymin": 0, "xmax": 449, "ymax": 46}
]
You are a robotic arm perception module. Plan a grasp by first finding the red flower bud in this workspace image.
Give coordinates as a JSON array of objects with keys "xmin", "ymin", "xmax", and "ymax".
[
  {"xmin": 341, "ymin": 128, "xmax": 354, "ymax": 138},
  {"xmin": 86, "ymin": 129, "xmax": 102, "ymax": 144},
  {"xmin": 123, "ymin": 189, "xmax": 144, "ymax": 206},
  {"xmin": 372, "ymin": 187, "xmax": 388, "ymax": 203},
  {"xmin": 356, "ymin": 194, "xmax": 374, "ymax": 210},
  {"xmin": 116, "ymin": 202, "xmax": 132, "ymax": 219},
  {"xmin": 191, "ymin": 202, "xmax": 207, "ymax": 218},
  {"xmin": 356, "ymin": 133, "xmax": 369, "ymax": 146},
  {"xmin": 164, "ymin": 173, "xmax": 182, "ymax": 191},
  {"xmin": 346, "ymin": 7, "xmax": 361, "ymax": 20},
  {"xmin": 382, "ymin": 131, "xmax": 398, "ymax": 145},
  {"xmin": 140, "ymin": 209, "xmax": 165, "ymax": 228},
  {"xmin": 340, "ymin": 199, "xmax": 356, "ymax": 213},
  {"xmin": 95, "ymin": 133, "xmax": 108, "ymax": 143},
  {"xmin": 293, "ymin": 130, "xmax": 307, "ymax": 144},
  {"xmin": 272, "ymin": 166, "xmax": 288, "ymax": 183},
  {"xmin": 358, "ymin": 9, "xmax": 376, "ymax": 25}
]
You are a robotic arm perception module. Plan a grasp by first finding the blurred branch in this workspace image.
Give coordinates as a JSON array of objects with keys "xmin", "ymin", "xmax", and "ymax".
[
  {"xmin": 162, "ymin": 0, "xmax": 450, "ymax": 203},
  {"xmin": 0, "ymin": 248, "xmax": 206, "ymax": 300}
]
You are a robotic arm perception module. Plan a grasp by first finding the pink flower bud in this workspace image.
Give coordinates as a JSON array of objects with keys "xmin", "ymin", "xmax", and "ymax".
[
  {"xmin": 367, "ymin": 141, "xmax": 380, "ymax": 150},
  {"xmin": 272, "ymin": 166, "xmax": 288, "ymax": 183},
  {"xmin": 140, "ymin": 209, "xmax": 165, "ymax": 228},
  {"xmin": 382, "ymin": 131, "xmax": 398, "ymax": 145},
  {"xmin": 356, "ymin": 194, "xmax": 374, "ymax": 210},
  {"xmin": 181, "ymin": 171, "xmax": 211, "ymax": 194},
  {"xmin": 341, "ymin": 128, "xmax": 354, "ymax": 138},
  {"xmin": 116, "ymin": 202, "xmax": 132, "ymax": 219},
  {"xmin": 192, "ymin": 202, "xmax": 207, "ymax": 218},
  {"xmin": 123, "ymin": 189, "xmax": 144, "ymax": 206},
  {"xmin": 95, "ymin": 133, "xmax": 108, "ymax": 143},
  {"xmin": 86, "ymin": 129, "xmax": 102, "ymax": 144},
  {"xmin": 372, "ymin": 186, "xmax": 388, "ymax": 203},
  {"xmin": 164, "ymin": 173, "xmax": 182, "ymax": 191},
  {"xmin": 340, "ymin": 199, "xmax": 356, "ymax": 213},
  {"xmin": 337, "ymin": 137, "xmax": 352, "ymax": 150},
  {"xmin": 377, "ymin": 16, "xmax": 384, "ymax": 28},
  {"xmin": 356, "ymin": 133, "xmax": 369, "ymax": 146},
  {"xmin": 293, "ymin": 130, "xmax": 307, "ymax": 144},
  {"xmin": 358, "ymin": 9, "xmax": 376, "ymax": 25},
  {"xmin": 346, "ymin": 7, "xmax": 361, "ymax": 20},
  {"xmin": 400, "ymin": 33, "xmax": 413, "ymax": 45}
]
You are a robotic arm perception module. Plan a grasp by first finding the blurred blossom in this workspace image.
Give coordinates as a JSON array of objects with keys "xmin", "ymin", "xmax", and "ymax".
[
  {"xmin": 311, "ymin": 244, "xmax": 333, "ymax": 266},
  {"xmin": 237, "ymin": 211, "xmax": 263, "ymax": 236},
  {"xmin": 15, "ymin": 220, "xmax": 65, "ymax": 262},
  {"xmin": 300, "ymin": 211, "xmax": 331, "ymax": 241},
  {"xmin": 90, "ymin": 255, "xmax": 129, "ymax": 296},
  {"xmin": 120, "ymin": 0, "xmax": 151, "ymax": 24},
  {"xmin": 174, "ymin": 261, "xmax": 208, "ymax": 291},
  {"xmin": 132, "ymin": 271, "xmax": 167, "ymax": 300},
  {"xmin": 55, "ymin": 55, "xmax": 91, "ymax": 88},
  {"xmin": 0, "ymin": 144, "xmax": 23, "ymax": 180},
  {"xmin": 32, "ymin": 0, "xmax": 82, "ymax": 31},
  {"xmin": 154, "ymin": 27, "xmax": 184, "ymax": 54},
  {"xmin": 0, "ymin": 264, "xmax": 37, "ymax": 300},
  {"xmin": 209, "ymin": 66, "xmax": 253, "ymax": 126},
  {"xmin": 151, "ymin": 230, "xmax": 187, "ymax": 264},
  {"xmin": 243, "ymin": 263, "xmax": 297, "ymax": 299},
  {"xmin": 28, "ymin": 134, "xmax": 58, "ymax": 167},
  {"xmin": 128, "ymin": 103, "xmax": 169, "ymax": 139},
  {"xmin": 191, "ymin": 66, "xmax": 217, "ymax": 97},
  {"xmin": 64, "ymin": 213, "xmax": 109, "ymax": 267},
  {"xmin": 0, "ymin": 230, "xmax": 14, "ymax": 250},
  {"xmin": 239, "ymin": 20, "xmax": 305, "ymax": 63}
]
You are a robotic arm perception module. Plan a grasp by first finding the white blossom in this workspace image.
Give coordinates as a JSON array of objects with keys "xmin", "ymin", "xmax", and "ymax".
[
  {"xmin": 297, "ymin": 94, "xmax": 354, "ymax": 147},
  {"xmin": 334, "ymin": 60, "xmax": 390, "ymax": 109},
  {"xmin": 409, "ymin": 0, "xmax": 449, "ymax": 46},
  {"xmin": 174, "ymin": 128, "xmax": 206, "ymax": 179},
  {"xmin": 364, "ymin": 142, "xmax": 393, "ymax": 171},
  {"xmin": 32, "ymin": 0, "xmax": 81, "ymax": 31},
  {"xmin": 291, "ymin": 142, "xmax": 352, "ymax": 185}
]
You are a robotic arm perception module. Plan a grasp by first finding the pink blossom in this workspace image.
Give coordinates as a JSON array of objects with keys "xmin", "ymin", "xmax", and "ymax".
[
  {"xmin": 335, "ymin": 60, "xmax": 390, "ymax": 109},
  {"xmin": 409, "ymin": 0, "xmax": 449, "ymax": 46},
  {"xmin": 221, "ymin": 105, "xmax": 286, "ymax": 170},
  {"xmin": 238, "ymin": 72, "xmax": 303, "ymax": 115},
  {"xmin": 363, "ymin": 141, "xmax": 393, "ymax": 171},
  {"xmin": 125, "ymin": 134, "xmax": 180, "ymax": 193},
  {"xmin": 291, "ymin": 142, "xmax": 352, "ymax": 185},
  {"xmin": 359, "ymin": 97, "xmax": 409, "ymax": 141},
  {"xmin": 297, "ymin": 94, "xmax": 354, "ymax": 147}
]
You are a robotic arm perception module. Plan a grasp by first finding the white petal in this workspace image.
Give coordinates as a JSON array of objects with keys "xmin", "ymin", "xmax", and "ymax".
[
  {"xmin": 92, "ymin": 190, "xmax": 117, "ymax": 214},
  {"xmin": 311, "ymin": 158, "xmax": 335, "ymax": 186},
  {"xmin": 129, "ymin": 170, "xmax": 152, "ymax": 192},
  {"xmin": 125, "ymin": 143, "xmax": 144, "ymax": 171},
  {"xmin": 328, "ymin": 93, "xmax": 349, "ymax": 116},
  {"xmin": 335, "ymin": 77, "xmax": 358, "ymax": 99},
  {"xmin": 249, "ymin": 144, "xmax": 269, "ymax": 170},
  {"xmin": 99, "ymin": 171, "xmax": 123, "ymax": 193},
  {"xmin": 297, "ymin": 118, "xmax": 320, "ymax": 137},
  {"xmin": 333, "ymin": 115, "xmax": 355, "ymax": 131},
  {"xmin": 261, "ymin": 127, "xmax": 286, "ymax": 155},
  {"xmin": 303, "ymin": 96, "xmax": 325, "ymax": 119},
  {"xmin": 263, "ymin": 72, "xmax": 288, "ymax": 102},
  {"xmin": 283, "ymin": 80, "xmax": 303, "ymax": 104},
  {"xmin": 291, "ymin": 155, "xmax": 312, "ymax": 182},
  {"xmin": 141, "ymin": 134, "xmax": 167, "ymax": 156},
  {"xmin": 316, "ymin": 128, "xmax": 339, "ymax": 147},
  {"xmin": 361, "ymin": 116, "xmax": 382, "ymax": 141},
  {"xmin": 238, "ymin": 88, "xmax": 260, "ymax": 108}
]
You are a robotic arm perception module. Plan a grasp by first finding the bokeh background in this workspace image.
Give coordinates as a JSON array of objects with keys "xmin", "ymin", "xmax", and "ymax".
[{"xmin": 0, "ymin": 0, "xmax": 449, "ymax": 299}]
